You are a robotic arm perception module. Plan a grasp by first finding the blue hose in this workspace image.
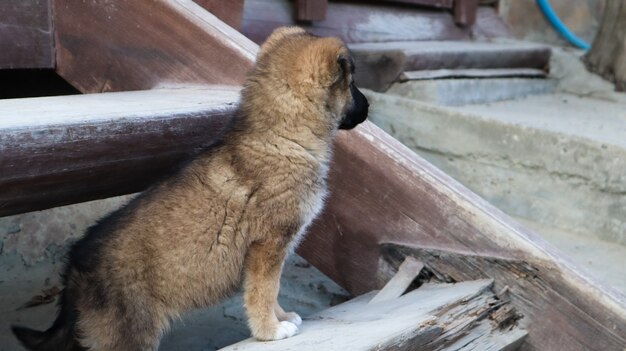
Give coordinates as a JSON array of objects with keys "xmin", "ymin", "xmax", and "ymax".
[{"xmin": 536, "ymin": 0, "xmax": 590, "ymax": 50}]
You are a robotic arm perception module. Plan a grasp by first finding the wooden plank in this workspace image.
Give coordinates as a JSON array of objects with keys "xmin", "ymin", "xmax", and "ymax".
[
  {"xmin": 295, "ymin": 0, "xmax": 328, "ymax": 21},
  {"xmin": 296, "ymin": 121, "xmax": 626, "ymax": 350},
  {"xmin": 381, "ymin": 244, "xmax": 626, "ymax": 351},
  {"xmin": 0, "ymin": 0, "xmax": 54, "ymax": 69},
  {"xmin": 369, "ymin": 257, "xmax": 424, "ymax": 304},
  {"xmin": 52, "ymin": 0, "xmax": 257, "ymax": 93},
  {"xmin": 400, "ymin": 68, "xmax": 547, "ymax": 80},
  {"xmin": 378, "ymin": 0, "xmax": 453, "ymax": 8},
  {"xmin": 192, "ymin": 0, "xmax": 244, "ymax": 29},
  {"xmin": 241, "ymin": 0, "xmax": 510, "ymax": 44},
  {"xmin": 454, "ymin": 0, "xmax": 479, "ymax": 27},
  {"xmin": 349, "ymin": 41, "xmax": 551, "ymax": 91},
  {"xmin": 443, "ymin": 319, "xmax": 528, "ymax": 351},
  {"xmin": 221, "ymin": 279, "xmax": 526, "ymax": 350},
  {"xmin": 0, "ymin": 86, "xmax": 239, "ymax": 217}
]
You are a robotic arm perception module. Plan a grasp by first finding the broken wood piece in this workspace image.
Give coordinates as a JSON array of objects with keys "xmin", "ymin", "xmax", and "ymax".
[
  {"xmin": 220, "ymin": 279, "xmax": 527, "ymax": 351},
  {"xmin": 442, "ymin": 318, "xmax": 527, "ymax": 351},
  {"xmin": 379, "ymin": 243, "xmax": 626, "ymax": 351},
  {"xmin": 400, "ymin": 68, "xmax": 547, "ymax": 81},
  {"xmin": 369, "ymin": 256, "xmax": 424, "ymax": 304},
  {"xmin": 0, "ymin": 86, "xmax": 239, "ymax": 217}
]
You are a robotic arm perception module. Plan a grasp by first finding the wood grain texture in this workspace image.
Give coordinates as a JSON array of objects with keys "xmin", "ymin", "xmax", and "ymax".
[
  {"xmin": 381, "ymin": 244, "xmax": 626, "ymax": 351},
  {"xmin": 222, "ymin": 279, "xmax": 525, "ymax": 351},
  {"xmin": 296, "ymin": 121, "xmax": 626, "ymax": 350},
  {"xmin": 192, "ymin": 0, "xmax": 244, "ymax": 29},
  {"xmin": 453, "ymin": 0, "xmax": 479, "ymax": 26},
  {"xmin": 53, "ymin": 0, "xmax": 257, "ymax": 93},
  {"xmin": 349, "ymin": 41, "xmax": 551, "ymax": 91},
  {"xmin": 241, "ymin": 0, "xmax": 509, "ymax": 44},
  {"xmin": 0, "ymin": 0, "xmax": 54, "ymax": 69},
  {"xmin": 377, "ymin": 0, "xmax": 453, "ymax": 8},
  {"xmin": 295, "ymin": 0, "xmax": 328, "ymax": 21},
  {"xmin": 368, "ymin": 257, "xmax": 423, "ymax": 304},
  {"xmin": 0, "ymin": 86, "xmax": 239, "ymax": 217}
]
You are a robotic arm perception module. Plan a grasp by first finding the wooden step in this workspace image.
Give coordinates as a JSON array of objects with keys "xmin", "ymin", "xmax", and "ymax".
[
  {"xmin": 241, "ymin": 0, "xmax": 510, "ymax": 45},
  {"xmin": 0, "ymin": 86, "xmax": 239, "ymax": 216},
  {"xmin": 349, "ymin": 41, "xmax": 551, "ymax": 91},
  {"xmin": 52, "ymin": 0, "xmax": 256, "ymax": 93}
]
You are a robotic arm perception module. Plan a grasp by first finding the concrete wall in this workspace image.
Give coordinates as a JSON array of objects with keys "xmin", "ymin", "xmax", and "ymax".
[{"xmin": 498, "ymin": 0, "xmax": 606, "ymax": 47}]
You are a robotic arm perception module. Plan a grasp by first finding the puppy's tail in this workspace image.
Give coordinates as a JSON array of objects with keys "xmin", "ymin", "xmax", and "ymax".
[{"xmin": 12, "ymin": 289, "xmax": 84, "ymax": 351}]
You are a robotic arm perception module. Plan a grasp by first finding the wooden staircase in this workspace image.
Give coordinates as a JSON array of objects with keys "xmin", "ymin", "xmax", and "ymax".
[{"xmin": 1, "ymin": 1, "xmax": 625, "ymax": 350}]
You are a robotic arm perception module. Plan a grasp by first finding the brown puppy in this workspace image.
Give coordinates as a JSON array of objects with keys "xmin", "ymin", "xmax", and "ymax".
[{"xmin": 12, "ymin": 26, "xmax": 368, "ymax": 351}]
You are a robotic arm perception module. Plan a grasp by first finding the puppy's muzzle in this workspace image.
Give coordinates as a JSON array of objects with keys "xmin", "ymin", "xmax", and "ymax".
[{"xmin": 339, "ymin": 84, "xmax": 369, "ymax": 130}]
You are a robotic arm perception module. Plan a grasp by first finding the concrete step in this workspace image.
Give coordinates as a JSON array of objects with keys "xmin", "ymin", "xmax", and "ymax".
[
  {"xmin": 387, "ymin": 77, "xmax": 557, "ymax": 106},
  {"xmin": 366, "ymin": 90, "xmax": 626, "ymax": 247}
]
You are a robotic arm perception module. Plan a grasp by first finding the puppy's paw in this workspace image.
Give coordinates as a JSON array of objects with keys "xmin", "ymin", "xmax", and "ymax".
[
  {"xmin": 281, "ymin": 312, "xmax": 302, "ymax": 326},
  {"xmin": 273, "ymin": 321, "xmax": 299, "ymax": 340},
  {"xmin": 254, "ymin": 321, "xmax": 299, "ymax": 341}
]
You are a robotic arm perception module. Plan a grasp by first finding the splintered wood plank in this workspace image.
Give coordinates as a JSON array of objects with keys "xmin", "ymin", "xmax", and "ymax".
[
  {"xmin": 220, "ymin": 279, "xmax": 512, "ymax": 351},
  {"xmin": 0, "ymin": 86, "xmax": 239, "ymax": 217},
  {"xmin": 296, "ymin": 121, "xmax": 626, "ymax": 350},
  {"xmin": 369, "ymin": 257, "xmax": 424, "ymax": 304},
  {"xmin": 379, "ymin": 244, "xmax": 626, "ymax": 351},
  {"xmin": 349, "ymin": 41, "xmax": 551, "ymax": 91},
  {"xmin": 53, "ymin": 0, "xmax": 257, "ymax": 93},
  {"xmin": 241, "ymin": 0, "xmax": 509, "ymax": 44},
  {"xmin": 0, "ymin": 0, "xmax": 54, "ymax": 69},
  {"xmin": 443, "ymin": 319, "xmax": 527, "ymax": 351}
]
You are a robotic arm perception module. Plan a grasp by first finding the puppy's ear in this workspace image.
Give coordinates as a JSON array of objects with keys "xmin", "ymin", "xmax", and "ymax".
[
  {"xmin": 259, "ymin": 26, "xmax": 306, "ymax": 57},
  {"xmin": 334, "ymin": 53, "xmax": 353, "ymax": 85}
]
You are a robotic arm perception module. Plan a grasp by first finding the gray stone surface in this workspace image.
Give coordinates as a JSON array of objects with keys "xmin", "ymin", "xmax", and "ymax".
[
  {"xmin": 365, "ymin": 90, "xmax": 626, "ymax": 246},
  {"xmin": 0, "ymin": 199, "xmax": 348, "ymax": 351},
  {"xmin": 387, "ymin": 78, "xmax": 556, "ymax": 106}
]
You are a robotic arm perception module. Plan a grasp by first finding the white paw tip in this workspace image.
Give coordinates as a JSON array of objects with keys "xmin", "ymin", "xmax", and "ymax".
[
  {"xmin": 287, "ymin": 313, "xmax": 302, "ymax": 326},
  {"xmin": 273, "ymin": 321, "xmax": 298, "ymax": 340}
]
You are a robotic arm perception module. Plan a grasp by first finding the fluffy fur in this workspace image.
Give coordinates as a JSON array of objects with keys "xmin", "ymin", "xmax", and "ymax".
[{"xmin": 12, "ymin": 26, "xmax": 368, "ymax": 351}]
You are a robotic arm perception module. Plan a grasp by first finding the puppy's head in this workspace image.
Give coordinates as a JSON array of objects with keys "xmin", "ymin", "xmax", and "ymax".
[{"xmin": 254, "ymin": 27, "xmax": 368, "ymax": 130}]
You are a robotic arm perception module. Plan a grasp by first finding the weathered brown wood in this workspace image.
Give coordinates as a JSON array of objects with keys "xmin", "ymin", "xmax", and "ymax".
[
  {"xmin": 296, "ymin": 122, "xmax": 626, "ymax": 350},
  {"xmin": 584, "ymin": 1, "xmax": 626, "ymax": 91},
  {"xmin": 0, "ymin": 0, "xmax": 54, "ymax": 69},
  {"xmin": 377, "ymin": 0, "xmax": 453, "ymax": 8},
  {"xmin": 453, "ymin": 0, "xmax": 479, "ymax": 26},
  {"xmin": 192, "ymin": 0, "xmax": 244, "ymax": 29},
  {"xmin": 295, "ymin": 0, "xmax": 328, "ymax": 21},
  {"xmin": 381, "ymin": 244, "xmax": 626, "ymax": 351},
  {"xmin": 241, "ymin": 0, "xmax": 509, "ymax": 44},
  {"xmin": 349, "ymin": 41, "xmax": 551, "ymax": 91},
  {"xmin": 52, "ymin": 0, "xmax": 257, "ymax": 93},
  {"xmin": 222, "ymin": 279, "xmax": 526, "ymax": 351},
  {"xmin": 0, "ymin": 86, "xmax": 239, "ymax": 217}
]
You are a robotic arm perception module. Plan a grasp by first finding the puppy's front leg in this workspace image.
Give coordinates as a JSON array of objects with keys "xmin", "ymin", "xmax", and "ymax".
[{"xmin": 243, "ymin": 237, "xmax": 298, "ymax": 340}]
